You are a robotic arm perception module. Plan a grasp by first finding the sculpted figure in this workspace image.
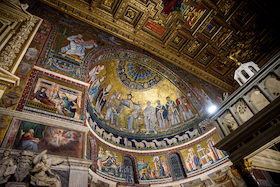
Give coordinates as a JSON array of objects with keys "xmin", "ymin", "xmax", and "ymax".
[
  {"xmin": 15, "ymin": 150, "xmax": 34, "ymax": 182},
  {"xmin": 31, "ymin": 150, "xmax": 63, "ymax": 187},
  {"xmin": 0, "ymin": 149, "xmax": 17, "ymax": 184}
]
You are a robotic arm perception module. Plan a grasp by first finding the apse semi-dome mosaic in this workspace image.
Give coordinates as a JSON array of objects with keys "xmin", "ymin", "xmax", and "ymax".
[{"xmin": 86, "ymin": 49, "xmax": 222, "ymax": 148}]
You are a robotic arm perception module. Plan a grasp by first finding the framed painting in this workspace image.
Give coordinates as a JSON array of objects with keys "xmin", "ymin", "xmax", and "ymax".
[{"xmin": 2, "ymin": 119, "xmax": 84, "ymax": 158}]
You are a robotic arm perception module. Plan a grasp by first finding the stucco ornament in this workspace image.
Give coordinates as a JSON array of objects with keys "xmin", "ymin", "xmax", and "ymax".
[
  {"xmin": 31, "ymin": 150, "xmax": 63, "ymax": 187},
  {"xmin": 0, "ymin": 149, "xmax": 17, "ymax": 184}
]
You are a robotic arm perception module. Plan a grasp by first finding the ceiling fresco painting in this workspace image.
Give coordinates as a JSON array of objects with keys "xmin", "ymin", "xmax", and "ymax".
[
  {"xmin": 19, "ymin": 4, "xmax": 225, "ymax": 140},
  {"xmin": 40, "ymin": 0, "xmax": 280, "ymax": 92},
  {"xmin": 1, "ymin": 1, "xmax": 279, "ymax": 186}
]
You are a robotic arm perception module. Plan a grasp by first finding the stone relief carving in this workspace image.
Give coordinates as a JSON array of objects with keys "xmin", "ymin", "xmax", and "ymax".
[
  {"xmin": 235, "ymin": 100, "xmax": 253, "ymax": 123},
  {"xmin": 221, "ymin": 112, "xmax": 239, "ymax": 132},
  {"xmin": 264, "ymin": 76, "xmax": 280, "ymax": 98},
  {"xmin": 31, "ymin": 150, "xmax": 63, "ymax": 187},
  {"xmin": 249, "ymin": 89, "xmax": 270, "ymax": 111},
  {"xmin": 0, "ymin": 149, "xmax": 63, "ymax": 186},
  {"xmin": 0, "ymin": 149, "xmax": 17, "ymax": 184},
  {"xmin": 15, "ymin": 150, "xmax": 34, "ymax": 182}
]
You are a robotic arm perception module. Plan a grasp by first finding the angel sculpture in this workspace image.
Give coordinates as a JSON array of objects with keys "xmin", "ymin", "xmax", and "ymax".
[{"xmin": 30, "ymin": 150, "xmax": 63, "ymax": 187}]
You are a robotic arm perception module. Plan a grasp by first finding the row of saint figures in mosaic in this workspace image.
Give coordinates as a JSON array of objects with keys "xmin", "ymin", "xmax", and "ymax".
[
  {"xmin": 87, "ymin": 62, "xmax": 214, "ymax": 135},
  {"xmin": 92, "ymin": 133, "xmax": 228, "ymax": 182}
]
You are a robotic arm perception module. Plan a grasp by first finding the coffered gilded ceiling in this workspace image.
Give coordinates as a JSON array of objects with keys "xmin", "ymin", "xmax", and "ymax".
[{"xmin": 38, "ymin": 0, "xmax": 280, "ymax": 92}]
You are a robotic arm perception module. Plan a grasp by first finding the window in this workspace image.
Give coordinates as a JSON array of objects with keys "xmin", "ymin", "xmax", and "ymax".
[
  {"xmin": 168, "ymin": 153, "xmax": 186, "ymax": 180},
  {"xmin": 249, "ymin": 66, "xmax": 257, "ymax": 74},
  {"xmin": 241, "ymin": 70, "xmax": 250, "ymax": 79},
  {"xmin": 123, "ymin": 157, "xmax": 135, "ymax": 183}
]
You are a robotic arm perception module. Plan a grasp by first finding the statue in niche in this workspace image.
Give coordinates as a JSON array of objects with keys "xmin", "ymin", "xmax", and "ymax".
[
  {"xmin": 30, "ymin": 150, "xmax": 63, "ymax": 187},
  {"xmin": 0, "ymin": 149, "xmax": 17, "ymax": 184},
  {"xmin": 14, "ymin": 150, "xmax": 34, "ymax": 182}
]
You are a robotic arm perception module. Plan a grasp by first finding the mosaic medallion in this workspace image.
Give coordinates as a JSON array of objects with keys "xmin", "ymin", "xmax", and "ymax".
[{"xmin": 117, "ymin": 60, "xmax": 162, "ymax": 90}]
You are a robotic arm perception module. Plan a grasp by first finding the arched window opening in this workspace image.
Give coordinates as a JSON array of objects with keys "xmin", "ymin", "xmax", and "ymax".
[
  {"xmin": 249, "ymin": 66, "xmax": 257, "ymax": 74},
  {"xmin": 238, "ymin": 77, "xmax": 243, "ymax": 84},
  {"xmin": 168, "ymin": 153, "xmax": 186, "ymax": 180},
  {"xmin": 241, "ymin": 69, "xmax": 250, "ymax": 79},
  {"xmin": 123, "ymin": 156, "xmax": 135, "ymax": 183}
]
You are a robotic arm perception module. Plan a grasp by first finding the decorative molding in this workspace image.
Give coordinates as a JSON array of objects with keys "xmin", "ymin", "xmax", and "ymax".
[
  {"xmin": 39, "ymin": 0, "xmax": 235, "ymax": 92},
  {"xmin": 33, "ymin": 66, "xmax": 90, "ymax": 87},
  {"xmin": 0, "ymin": 16, "xmax": 41, "ymax": 71},
  {"xmin": 87, "ymin": 118, "xmax": 216, "ymax": 153},
  {"xmin": 0, "ymin": 107, "xmax": 89, "ymax": 133}
]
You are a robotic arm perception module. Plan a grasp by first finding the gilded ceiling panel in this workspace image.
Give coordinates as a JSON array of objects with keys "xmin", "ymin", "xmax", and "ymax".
[{"xmin": 36, "ymin": 0, "xmax": 280, "ymax": 92}]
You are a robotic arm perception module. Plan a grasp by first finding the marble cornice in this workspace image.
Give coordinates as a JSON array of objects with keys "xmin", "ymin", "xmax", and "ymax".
[
  {"xmin": 0, "ymin": 148, "xmax": 92, "ymax": 170},
  {"xmin": 39, "ymin": 0, "xmax": 234, "ymax": 92},
  {"xmin": 0, "ymin": 107, "xmax": 89, "ymax": 133}
]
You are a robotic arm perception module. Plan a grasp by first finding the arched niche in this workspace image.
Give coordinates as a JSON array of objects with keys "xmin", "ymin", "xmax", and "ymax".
[
  {"xmin": 264, "ymin": 74, "xmax": 280, "ymax": 98},
  {"xmin": 123, "ymin": 156, "xmax": 137, "ymax": 184},
  {"xmin": 247, "ymin": 88, "xmax": 270, "ymax": 111},
  {"xmin": 168, "ymin": 152, "xmax": 186, "ymax": 180}
]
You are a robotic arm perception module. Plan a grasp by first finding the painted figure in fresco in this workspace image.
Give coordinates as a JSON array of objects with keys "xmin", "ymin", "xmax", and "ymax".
[
  {"xmin": 51, "ymin": 87, "xmax": 65, "ymax": 115},
  {"xmin": 153, "ymin": 156, "xmax": 167, "ymax": 178},
  {"xmin": 114, "ymin": 93, "xmax": 123, "ymax": 127},
  {"xmin": 165, "ymin": 96, "xmax": 180, "ymax": 126},
  {"xmin": 120, "ymin": 94, "xmax": 136, "ymax": 131},
  {"xmin": 175, "ymin": 92, "xmax": 194, "ymax": 121},
  {"xmin": 137, "ymin": 158, "xmax": 149, "ymax": 180},
  {"xmin": 89, "ymin": 65, "xmax": 104, "ymax": 84},
  {"xmin": 162, "ymin": 0, "xmax": 183, "ymax": 15},
  {"xmin": 95, "ymin": 84, "xmax": 112, "ymax": 115},
  {"xmin": 196, "ymin": 144, "xmax": 210, "ymax": 166},
  {"xmin": 25, "ymin": 47, "xmax": 38, "ymax": 61},
  {"xmin": 61, "ymin": 34, "xmax": 97, "ymax": 60},
  {"xmin": 131, "ymin": 102, "xmax": 142, "ymax": 132},
  {"xmin": 105, "ymin": 91, "xmax": 117, "ymax": 124},
  {"xmin": 88, "ymin": 76, "xmax": 106, "ymax": 103},
  {"xmin": 61, "ymin": 93, "xmax": 80, "ymax": 118},
  {"xmin": 97, "ymin": 147, "xmax": 121, "ymax": 177},
  {"xmin": 155, "ymin": 100, "xmax": 168, "ymax": 129},
  {"xmin": 49, "ymin": 128, "xmax": 73, "ymax": 147},
  {"xmin": 206, "ymin": 137, "xmax": 225, "ymax": 162},
  {"xmin": 18, "ymin": 128, "xmax": 40, "ymax": 152},
  {"xmin": 194, "ymin": 87, "xmax": 213, "ymax": 107},
  {"xmin": 34, "ymin": 87, "xmax": 56, "ymax": 107},
  {"xmin": 185, "ymin": 147, "xmax": 200, "ymax": 172},
  {"xmin": 105, "ymin": 91, "xmax": 125, "ymax": 127},
  {"xmin": 143, "ymin": 101, "xmax": 157, "ymax": 134}
]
